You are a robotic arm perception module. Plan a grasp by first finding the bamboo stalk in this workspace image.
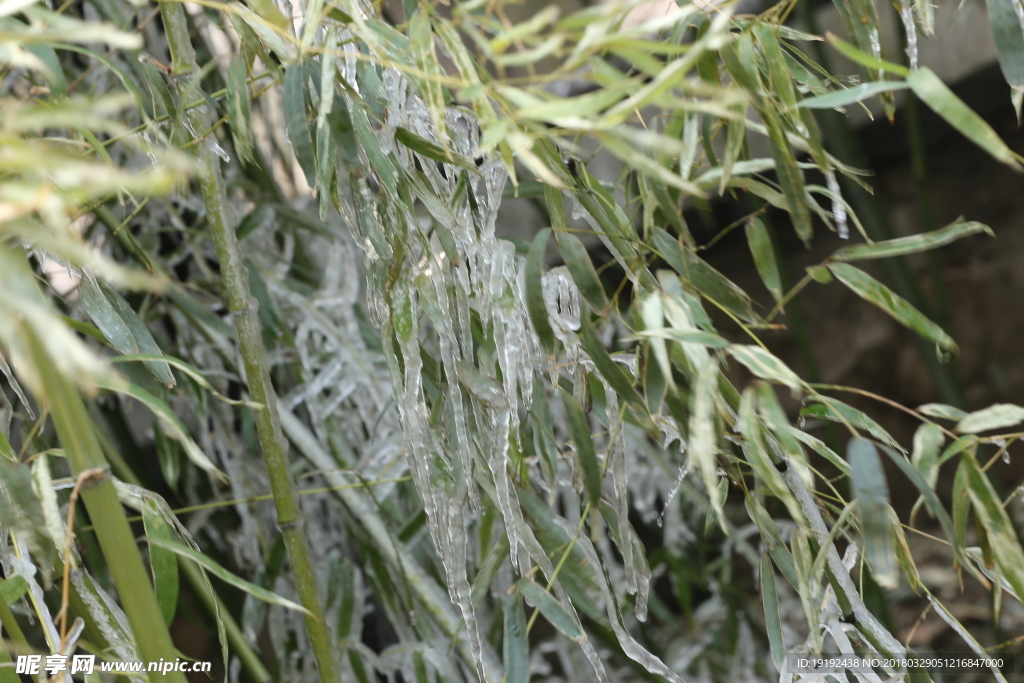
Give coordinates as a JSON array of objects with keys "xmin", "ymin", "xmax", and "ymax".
[
  {"xmin": 22, "ymin": 327, "xmax": 187, "ymax": 683},
  {"xmin": 157, "ymin": 5, "xmax": 340, "ymax": 682}
]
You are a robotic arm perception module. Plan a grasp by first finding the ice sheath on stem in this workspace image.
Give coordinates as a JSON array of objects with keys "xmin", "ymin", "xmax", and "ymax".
[{"xmin": 158, "ymin": 4, "xmax": 340, "ymax": 682}]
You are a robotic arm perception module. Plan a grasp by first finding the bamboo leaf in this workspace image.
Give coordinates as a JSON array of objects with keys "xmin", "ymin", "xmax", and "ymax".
[
  {"xmin": 728, "ymin": 345, "xmax": 802, "ymax": 394},
  {"xmin": 147, "ymin": 537, "xmax": 312, "ymax": 615},
  {"xmin": 984, "ymin": 0, "xmax": 1024, "ymax": 90},
  {"xmin": 824, "ymin": 32, "xmax": 909, "ymax": 77},
  {"xmin": 562, "ymin": 390, "xmax": 601, "ymax": 507},
  {"xmin": 917, "ymin": 403, "xmax": 968, "ymax": 421},
  {"xmin": 578, "ymin": 317, "xmax": 651, "ymax": 427},
  {"xmin": 911, "ymin": 423, "xmax": 944, "ymax": 490},
  {"xmin": 94, "ymin": 376, "xmax": 228, "ymax": 482},
  {"xmin": 764, "ymin": 107, "xmax": 812, "ymax": 242},
  {"xmin": 799, "ymin": 81, "xmax": 909, "ymax": 109},
  {"xmin": 409, "ymin": 10, "xmax": 448, "ymax": 155},
  {"xmin": 832, "ymin": 219, "xmax": 992, "ymax": 261},
  {"xmin": 0, "ymin": 575, "xmax": 28, "ymax": 605},
  {"xmin": 828, "ymin": 262, "xmax": 957, "ymax": 352},
  {"xmin": 760, "ymin": 554, "xmax": 786, "ymax": 672},
  {"xmin": 141, "ymin": 499, "xmax": 179, "ymax": 627},
  {"xmin": 908, "ymin": 67, "xmax": 1023, "ymax": 170},
  {"xmin": 802, "ymin": 396, "xmax": 904, "ymax": 453},
  {"xmin": 745, "ymin": 217, "xmax": 782, "ymax": 302},
  {"xmin": 284, "ymin": 64, "xmax": 316, "ymax": 186},
  {"xmin": 526, "ymin": 229, "xmax": 556, "ymax": 354},
  {"xmin": 227, "ymin": 55, "xmax": 254, "ymax": 165},
  {"xmin": 847, "ymin": 438, "xmax": 898, "ymax": 588},
  {"xmin": 691, "ymin": 359, "xmax": 724, "ymax": 527},
  {"xmin": 503, "ymin": 593, "xmax": 529, "ymax": 683},
  {"xmin": 555, "ymin": 232, "xmax": 608, "ymax": 312},
  {"xmin": 515, "ymin": 578, "xmax": 584, "ymax": 641},
  {"xmin": 98, "ymin": 281, "xmax": 176, "ymax": 389},
  {"xmin": 394, "ymin": 128, "xmax": 477, "ymax": 171},
  {"xmin": 955, "ymin": 404, "xmax": 1024, "ymax": 433}
]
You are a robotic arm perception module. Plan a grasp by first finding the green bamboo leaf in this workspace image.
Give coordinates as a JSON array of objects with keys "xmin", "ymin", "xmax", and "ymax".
[
  {"xmin": 562, "ymin": 390, "xmax": 601, "ymax": 507},
  {"xmin": 888, "ymin": 505, "xmax": 922, "ymax": 593},
  {"xmin": 227, "ymin": 56, "xmax": 254, "ymax": 165},
  {"xmin": 526, "ymin": 229, "xmax": 556, "ymax": 354},
  {"xmin": 409, "ymin": 9, "xmax": 448, "ymax": 155},
  {"xmin": 728, "ymin": 345, "xmax": 802, "ymax": 394},
  {"xmin": 691, "ymin": 359, "xmax": 724, "ymax": 526},
  {"xmin": 515, "ymin": 578, "xmax": 584, "ymax": 641},
  {"xmin": 630, "ymin": 328, "xmax": 729, "ymax": 348},
  {"xmin": 908, "ymin": 67, "xmax": 1023, "ymax": 170},
  {"xmin": 984, "ymin": 0, "xmax": 1024, "ymax": 90},
  {"xmin": 94, "ymin": 376, "xmax": 227, "ymax": 483},
  {"xmin": 555, "ymin": 233, "xmax": 608, "ymax": 312},
  {"xmin": 828, "ymin": 262, "xmax": 957, "ymax": 352},
  {"xmin": 530, "ymin": 380, "xmax": 558, "ymax": 490},
  {"xmin": 955, "ymin": 404, "xmax": 1024, "ymax": 433},
  {"xmin": 284, "ymin": 64, "xmax": 316, "ymax": 186},
  {"xmin": 0, "ymin": 575, "xmax": 28, "ymax": 605},
  {"xmin": 503, "ymin": 593, "xmax": 529, "ymax": 683},
  {"xmin": 959, "ymin": 452, "xmax": 1024, "ymax": 628},
  {"xmin": 0, "ymin": 433, "xmax": 13, "ymax": 462},
  {"xmin": 471, "ymin": 532, "xmax": 510, "ymax": 606},
  {"xmin": 832, "ymin": 219, "xmax": 992, "ymax": 261},
  {"xmin": 578, "ymin": 318, "xmax": 650, "ymax": 427},
  {"xmin": 108, "ymin": 354, "xmax": 261, "ymax": 408},
  {"xmin": 139, "ymin": 59, "xmax": 177, "ymax": 121},
  {"xmin": 79, "ymin": 275, "xmax": 137, "ymax": 355},
  {"xmin": 99, "ymin": 282, "xmax": 176, "ymax": 389},
  {"xmin": 965, "ymin": 547, "xmax": 1021, "ymax": 602},
  {"xmin": 911, "ymin": 423, "xmax": 944, "ymax": 490},
  {"xmin": 394, "ymin": 128, "xmax": 477, "ymax": 171},
  {"xmin": 802, "ymin": 396, "xmax": 904, "ymax": 453},
  {"xmin": 745, "ymin": 217, "xmax": 782, "ymax": 302},
  {"xmin": 754, "ymin": 23, "xmax": 799, "ymax": 112},
  {"xmin": 746, "ymin": 497, "xmax": 800, "ymax": 589},
  {"xmin": 847, "ymin": 438, "xmax": 898, "ymax": 588},
  {"xmin": 147, "ymin": 537, "xmax": 311, "ymax": 615},
  {"xmin": 799, "ymin": 81, "xmax": 909, "ymax": 109},
  {"xmin": 760, "ymin": 554, "xmax": 786, "ymax": 671},
  {"xmin": 824, "ymin": 32, "xmax": 909, "ymax": 77},
  {"xmin": 141, "ymin": 499, "xmax": 179, "ymax": 627},
  {"xmin": 917, "ymin": 403, "xmax": 967, "ymax": 421},
  {"xmin": 764, "ymin": 107, "xmax": 812, "ymax": 242}
]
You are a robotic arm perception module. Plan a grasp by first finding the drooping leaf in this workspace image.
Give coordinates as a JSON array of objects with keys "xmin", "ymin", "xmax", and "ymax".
[
  {"xmin": 799, "ymin": 81, "xmax": 910, "ymax": 109},
  {"xmin": 828, "ymin": 262, "xmax": 957, "ymax": 352},
  {"xmin": 745, "ymin": 217, "xmax": 782, "ymax": 302},
  {"xmin": 284, "ymin": 64, "xmax": 316, "ymax": 186},
  {"xmin": 555, "ymin": 232, "xmax": 608, "ymax": 312},
  {"xmin": 227, "ymin": 56, "xmax": 254, "ymax": 164},
  {"xmin": 515, "ymin": 578, "xmax": 584, "ymax": 641},
  {"xmin": 760, "ymin": 554, "xmax": 786, "ymax": 672},
  {"xmin": 141, "ymin": 499, "xmax": 179, "ymax": 627},
  {"xmin": 503, "ymin": 593, "xmax": 529, "ymax": 683},
  {"xmin": 728, "ymin": 345, "xmax": 802, "ymax": 395},
  {"xmin": 832, "ymin": 220, "xmax": 992, "ymax": 261},
  {"xmin": 526, "ymin": 229, "xmax": 556, "ymax": 354},
  {"xmin": 562, "ymin": 391, "xmax": 602, "ymax": 507},
  {"xmin": 847, "ymin": 438, "xmax": 898, "ymax": 588},
  {"xmin": 956, "ymin": 404, "xmax": 1024, "ymax": 434}
]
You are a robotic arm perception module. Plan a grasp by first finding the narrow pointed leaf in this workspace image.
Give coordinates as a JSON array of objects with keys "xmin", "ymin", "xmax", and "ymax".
[
  {"xmin": 745, "ymin": 217, "xmax": 782, "ymax": 302},
  {"xmin": 503, "ymin": 593, "xmax": 529, "ymax": 683},
  {"xmin": 141, "ymin": 500, "xmax": 179, "ymax": 627},
  {"xmin": 284, "ymin": 65, "xmax": 316, "ymax": 186},
  {"xmin": 556, "ymin": 233, "xmax": 608, "ymax": 312},
  {"xmin": 799, "ymin": 81, "xmax": 909, "ymax": 109},
  {"xmin": 227, "ymin": 55, "xmax": 254, "ymax": 164},
  {"xmin": 562, "ymin": 391, "xmax": 601, "ymax": 506},
  {"xmin": 760, "ymin": 554, "xmax": 786, "ymax": 671},
  {"xmin": 833, "ymin": 220, "xmax": 992, "ymax": 261},
  {"xmin": 526, "ymin": 229, "xmax": 556, "ymax": 353},
  {"xmin": 829, "ymin": 262, "xmax": 957, "ymax": 352},
  {"xmin": 847, "ymin": 438, "xmax": 898, "ymax": 588},
  {"xmin": 728, "ymin": 345, "xmax": 802, "ymax": 394},
  {"xmin": 956, "ymin": 404, "xmax": 1024, "ymax": 433},
  {"xmin": 515, "ymin": 578, "xmax": 584, "ymax": 641}
]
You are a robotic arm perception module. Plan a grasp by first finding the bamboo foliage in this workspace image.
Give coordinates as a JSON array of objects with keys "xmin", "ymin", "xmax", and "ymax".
[{"xmin": 0, "ymin": 0, "xmax": 1023, "ymax": 681}]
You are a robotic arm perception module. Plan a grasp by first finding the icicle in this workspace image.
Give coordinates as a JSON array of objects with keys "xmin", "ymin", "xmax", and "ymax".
[
  {"xmin": 206, "ymin": 137, "xmax": 231, "ymax": 163},
  {"xmin": 898, "ymin": 0, "xmax": 919, "ymax": 71},
  {"xmin": 825, "ymin": 170, "xmax": 849, "ymax": 239}
]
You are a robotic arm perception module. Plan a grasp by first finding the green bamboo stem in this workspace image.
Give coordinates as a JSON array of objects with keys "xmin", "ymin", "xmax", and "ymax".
[
  {"xmin": 23, "ymin": 327, "xmax": 187, "ymax": 683},
  {"xmin": 157, "ymin": 5, "xmax": 340, "ymax": 682}
]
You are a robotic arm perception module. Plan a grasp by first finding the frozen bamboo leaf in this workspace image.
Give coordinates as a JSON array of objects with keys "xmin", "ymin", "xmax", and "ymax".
[
  {"xmin": 147, "ymin": 537, "xmax": 311, "ymax": 615},
  {"xmin": 234, "ymin": 5, "xmax": 294, "ymax": 59},
  {"xmin": 141, "ymin": 499, "xmax": 179, "ymax": 626},
  {"xmin": 471, "ymin": 532, "xmax": 510, "ymax": 606},
  {"xmin": 556, "ymin": 233, "xmax": 608, "ymax": 312},
  {"xmin": 984, "ymin": 0, "xmax": 1024, "ymax": 91},
  {"xmin": 847, "ymin": 438, "xmax": 898, "ymax": 588},
  {"xmin": 745, "ymin": 217, "xmax": 782, "ymax": 302},
  {"xmin": 928, "ymin": 594, "xmax": 1010, "ymax": 683},
  {"xmin": 908, "ymin": 67, "xmax": 1023, "ymax": 170},
  {"xmin": 799, "ymin": 81, "xmax": 909, "ymax": 109},
  {"xmin": 728, "ymin": 344, "xmax": 802, "ymax": 394},
  {"xmin": 760, "ymin": 554, "xmax": 786, "ymax": 672},
  {"xmin": 829, "ymin": 262, "xmax": 957, "ymax": 352},
  {"xmin": 965, "ymin": 547, "xmax": 1021, "ymax": 602},
  {"xmin": 833, "ymin": 219, "xmax": 992, "ymax": 260},
  {"xmin": 802, "ymin": 396, "xmax": 904, "ymax": 452},
  {"xmin": 94, "ymin": 376, "xmax": 227, "ymax": 482},
  {"xmin": 955, "ymin": 404, "xmax": 1024, "ymax": 433},
  {"xmin": 526, "ymin": 229, "xmax": 556, "ymax": 353},
  {"xmin": 562, "ymin": 391, "xmax": 601, "ymax": 507},
  {"xmin": 79, "ymin": 274, "xmax": 137, "ymax": 356},
  {"xmin": 227, "ymin": 56, "xmax": 254, "ymax": 165},
  {"xmin": 826, "ymin": 32, "xmax": 909, "ymax": 77},
  {"xmin": 746, "ymin": 498, "xmax": 800, "ymax": 589},
  {"xmin": 395, "ymin": 128, "xmax": 476, "ymax": 171},
  {"xmin": 0, "ymin": 433, "xmax": 13, "ymax": 461},
  {"xmin": 455, "ymin": 361, "xmax": 507, "ymax": 409},
  {"xmin": 410, "ymin": 9, "xmax": 448, "ymax": 154},
  {"xmin": 503, "ymin": 593, "xmax": 529, "ymax": 683},
  {"xmin": 653, "ymin": 230, "xmax": 758, "ymax": 322},
  {"xmin": 139, "ymin": 59, "xmax": 177, "ymax": 121},
  {"xmin": 284, "ymin": 65, "xmax": 316, "ymax": 186},
  {"xmin": 579, "ymin": 318, "xmax": 651, "ymax": 427},
  {"xmin": 515, "ymin": 578, "xmax": 584, "ymax": 641}
]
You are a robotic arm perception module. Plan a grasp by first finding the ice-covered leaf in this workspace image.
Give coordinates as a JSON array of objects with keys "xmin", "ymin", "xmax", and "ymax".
[
  {"xmin": 562, "ymin": 391, "xmax": 601, "ymax": 507},
  {"xmin": 503, "ymin": 593, "xmax": 529, "ymax": 683},
  {"xmin": 515, "ymin": 578, "xmax": 584, "ymax": 641}
]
